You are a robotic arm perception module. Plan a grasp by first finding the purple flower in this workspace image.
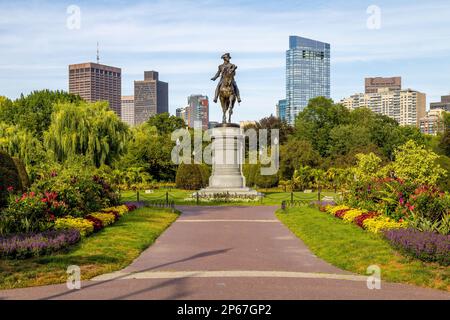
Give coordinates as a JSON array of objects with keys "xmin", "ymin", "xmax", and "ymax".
[
  {"xmin": 384, "ymin": 229, "xmax": 450, "ymax": 266},
  {"xmin": 0, "ymin": 229, "xmax": 81, "ymax": 259}
]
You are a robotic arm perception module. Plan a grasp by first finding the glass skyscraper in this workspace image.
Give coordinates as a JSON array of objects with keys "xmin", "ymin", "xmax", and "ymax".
[{"xmin": 286, "ymin": 35, "xmax": 330, "ymax": 124}]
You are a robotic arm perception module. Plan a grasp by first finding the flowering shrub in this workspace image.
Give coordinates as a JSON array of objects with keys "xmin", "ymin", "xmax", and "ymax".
[
  {"xmin": 384, "ymin": 229, "xmax": 450, "ymax": 265},
  {"xmin": 408, "ymin": 186, "xmax": 450, "ymax": 223},
  {"xmin": 0, "ymin": 192, "xmax": 51, "ymax": 235},
  {"xmin": 354, "ymin": 211, "xmax": 380, "ymax": 228},
  {"xmin": 342, "ymin": 208, "xmax": 367, "ymax": 223},
  {"xmin": 0, "ymin": 229, "xmax": 81, "ymax": 259},
  {"xmin": 89, "ymin": 213, "xmax": 115, "ymax": 227},
  {"xmin": 54, "ymin": 216, "xmax": 94, "ymax": 237},
  {"xmin": 363, "ymin": 216, "xmax": 407, "ymax": 234}
]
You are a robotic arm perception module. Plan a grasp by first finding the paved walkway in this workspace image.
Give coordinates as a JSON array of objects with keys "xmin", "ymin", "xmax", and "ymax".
[{"xmin": 1, "ymin": 206, "xmax": 449, "ymax": 300}]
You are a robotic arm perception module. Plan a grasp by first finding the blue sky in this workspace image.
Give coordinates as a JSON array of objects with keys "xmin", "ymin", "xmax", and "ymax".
[{"xmin": 1, "ymin": 0, "xmax": 450, "ymax": 122}]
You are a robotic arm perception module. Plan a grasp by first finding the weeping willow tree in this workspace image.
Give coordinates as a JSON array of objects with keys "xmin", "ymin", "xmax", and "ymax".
[
  {"xmin": 0, "ymin": 122, "xmax": 45, "ymax": 166},
  {"xmin": 44, "ymin": 101, "xmax": 130, "ymax": 167}
]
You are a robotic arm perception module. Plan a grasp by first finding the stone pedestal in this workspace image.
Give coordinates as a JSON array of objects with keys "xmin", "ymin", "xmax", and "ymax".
[{"xmin": 198, "ymin": 123, "xmax": 259, "ymax": 196}]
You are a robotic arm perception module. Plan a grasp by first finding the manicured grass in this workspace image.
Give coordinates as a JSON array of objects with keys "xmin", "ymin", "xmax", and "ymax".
[
  {"xmin": 121, "ymin": 188, "xmax": 337, "ymax": 206},
  {"xmin": 276, "ymin": 207, "xmax": 450, "ymax": 291},
  {"xmin": 0, "ymin": 207, "xmax": 179, "ymax": 290}
]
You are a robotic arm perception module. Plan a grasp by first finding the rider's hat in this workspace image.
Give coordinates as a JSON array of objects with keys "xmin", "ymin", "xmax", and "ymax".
[{"xmin": 221, "ymin": 53, "xmax": 231, "ymax": 59}]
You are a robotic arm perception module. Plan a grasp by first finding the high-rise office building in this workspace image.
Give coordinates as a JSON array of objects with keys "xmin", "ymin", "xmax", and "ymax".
[
  {"xmin": 430, "ymin": 95, "xmax": 450, "ymax": 112},
  {"xmin": 365, "ymin": 77, "xmax": 401, "ymax": 94},
  {"xmin": 176, "ymin": 95, "xmax": 209, "ymax": 130},
  {"xmin": 340, "ymin": 88, "xmax": 426, "ymax": 127},
  {"xmin": 276, "ymin": 99, "xmax": 287, "ymax": 121},
  {"xmin": 134, "ymin": 71, "xmax": 168, "ymax": 125},
  {"xmin": 286, "ymin": 35, "xmax": 330, "ymax": 125},
  {"xmin": 69, "ymin": 62, "xmax": 121, "ymax": 116},
  {"xmin": 121, "ymin": 96, "xmax": 135, "ymax": 126}
]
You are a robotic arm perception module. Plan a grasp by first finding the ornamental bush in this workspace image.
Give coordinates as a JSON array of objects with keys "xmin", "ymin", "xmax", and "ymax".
[
  {"xmin": 54, "ymin": 216, "xmax": 94, "ymax": 237},
  {"xmin": 175, "ymin": 163, "xmax": 204, "ymax": 190}
]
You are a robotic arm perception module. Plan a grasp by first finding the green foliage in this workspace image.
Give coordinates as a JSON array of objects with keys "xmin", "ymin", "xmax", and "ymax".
[
  {"xmin": 294, "ymin": 97, "xmax": 350, "ymax": 157},
  {"xmin": 279, "ymin": 139, "xmax": 320, "ymax": 180},
  {"xmin": 292, "ymin": 165, "xmax": 312, "ymax": 191},
  {"xmin": 353, "ymin": 153, "xmax": 382, "ymax": 183},
  {"xmin": 0, "ymin": 122, "xmax": 46, "ymax": 168},
  {"xmin": 0, "ymin": 90, "xmax": 82, "ymax": 138},
  {"xmin": 255, "ymin": 169, "xmax": 279, "ymax": 189},
  {"xmin": 244, "ymin": 115, "xmax": 294, "ymax": 145},
  {"xmin": 392, "ymin": 140, "xmax": 446, "ymax": 186},
  {"xmin": 146, "ymin": 112, "xmax": 185, "ymax": 135},
  {"xmin": 243, "ymin": 164, "xmax": 258, "ymax": 187},
  {"xmin": 175, "ymin": 163, "xmax": 204, "ymax": 190},
  {"xmin": 44, "ymin": 101, "xmax": 129, "ymax": 167},
  {"xmin": 118, "ymin": 123, "xmax": 176, "ymax": 181}
]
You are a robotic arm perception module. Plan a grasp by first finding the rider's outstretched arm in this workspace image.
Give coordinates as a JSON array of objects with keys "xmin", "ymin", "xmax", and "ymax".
[{"xmin": 211, "ymin": 67, "xmax": 221, "ymax": 81}]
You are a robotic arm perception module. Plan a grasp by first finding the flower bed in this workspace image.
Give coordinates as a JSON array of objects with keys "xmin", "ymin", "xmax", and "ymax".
[
  {"xmin": 363, "ymin": 216, "xmax": 407, "ymax": 234},
  {"xmin": 325, "ymin": 205, "xmax": 406, "ymax": 234},
  {"xmin": 0, "ymin": 229, "xmax": 81, "ymax": 259},
  {"xmin": 384, "ymin": 229, "xmax": 450, "ymax": 265},
  {"xmin": 54, "ymin": 205, "xmax": 137, "ymax": 237}
]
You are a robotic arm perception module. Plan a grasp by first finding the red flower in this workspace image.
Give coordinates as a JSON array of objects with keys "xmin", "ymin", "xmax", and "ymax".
[{"xmin": 7, "ymin": 186, "xmax": 14, "ymax": 192}]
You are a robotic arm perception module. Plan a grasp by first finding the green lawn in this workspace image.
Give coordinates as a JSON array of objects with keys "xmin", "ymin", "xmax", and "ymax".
[
  {"xmin": 276, "ymin": 206, "xmax": 450, "ymax": 291},
  {"xmin": 0, "ymin": 207, "xmax": 179, "ymax": 290},
  {"xmin": 120, "ymin": 188, "xmax": 337, "ymax": 206}
]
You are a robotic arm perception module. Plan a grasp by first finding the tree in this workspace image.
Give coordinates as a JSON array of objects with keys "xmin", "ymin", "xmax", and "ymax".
[
  {"xmin": 392, "ymin": 140, "xmax": 446, "ymax": 186},
  {"xmin": 147, "ymin": 112, "xmax": 185, "ymax": 135},
  {"xmin": 294, "ymin": 97, "xmax": 350, "ymax": 156},
  {"xmin": 328, "ymin": 125, "xmax": 372, "ymax": 156},
  {"xmin": 0, "ymin": 122, "xmax": 46, "ymax": 167},
  {"xmin": 44, "ymin": 101, "xmax": 129, "ymax": 167},
  {"xmin": 118, "ymin": 123, "xmax": 177, "ymax": 181},
  {"xmin": 0, "ymin": 90, "xmax": 82, "ymax": 138},
  {"xmin": 439, "ymin": 112, "xmax": 450, "ymax": 156},
  {"xmin": 279, "ymin": 139, "xmax": 320, "ymax": 180}
]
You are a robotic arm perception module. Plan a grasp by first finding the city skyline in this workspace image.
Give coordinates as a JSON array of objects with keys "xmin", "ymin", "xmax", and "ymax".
[{"xmin": 1, "ymin": 0, "xmax": 450, "ymax": 122}]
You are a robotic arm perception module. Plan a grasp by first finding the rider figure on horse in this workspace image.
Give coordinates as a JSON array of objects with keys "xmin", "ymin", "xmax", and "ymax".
[{"xmin": 211, "ymin": 53, "xmax": 242, "ymax": 104}]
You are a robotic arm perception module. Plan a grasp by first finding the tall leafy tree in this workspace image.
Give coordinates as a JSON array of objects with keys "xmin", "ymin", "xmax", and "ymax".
[
  {"xmin": 147, "ymin": 112, "xmax": 186, "ymax": 135},
  {"xmin": 294, "ymin": 97, "xmax": 350, "ymax": 156},
  {"xmin": 0, "ymin": 90, "xmax": 82, "ymax": 138},
  {"xmin": 44, "ymin": 101, "xmax": 129, "ymax": 167},
  {"xmin": 0, "ymin": 122, "xmax": 46, "ymax": 166}
]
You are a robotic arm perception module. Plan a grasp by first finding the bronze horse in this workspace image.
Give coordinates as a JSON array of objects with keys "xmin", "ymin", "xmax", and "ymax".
[{"xmin": 218, "ymin": 65, "xmax": 237, "ymax": 123}]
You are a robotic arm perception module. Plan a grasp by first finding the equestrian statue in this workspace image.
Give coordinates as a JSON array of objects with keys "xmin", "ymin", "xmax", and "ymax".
[{"xmin": 211, "ymin": 53, "xmax": 241, "ymax": 123}]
